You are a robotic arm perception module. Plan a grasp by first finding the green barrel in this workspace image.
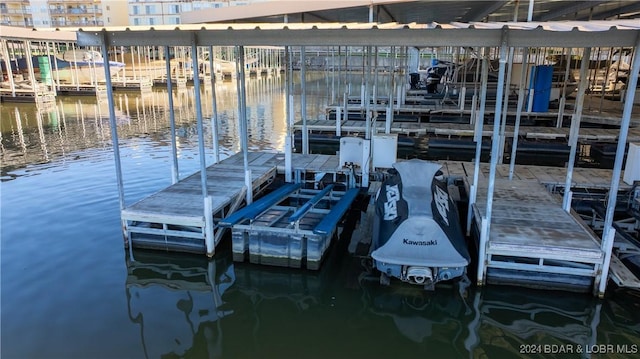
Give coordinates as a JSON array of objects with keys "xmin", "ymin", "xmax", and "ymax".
[{"xmin": 38, "ymin": 56, "xmax": 52, "ymax": 85}]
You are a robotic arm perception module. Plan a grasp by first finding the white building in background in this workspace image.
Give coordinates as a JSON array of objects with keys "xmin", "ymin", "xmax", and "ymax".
[
  {"xmin": 128, "ymin": 1, "xmax": 262, "ymax": 26},
  {"xmin": 1, "ymin": 0, "xmax": 127, "ymax": 28},
  {"xmin": 0, "ymin": 0, "xmax": 261, "ymax": 28}
]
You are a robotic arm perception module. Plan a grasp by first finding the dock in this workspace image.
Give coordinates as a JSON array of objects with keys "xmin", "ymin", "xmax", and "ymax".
[
  {"xmin": 73, "ymin": 21, "xmax": 640, "ymax": 296},
  {"xmin": 471, "ymin": 179, "xmax": 606, "ymax": 292},
  {"xmin": 295, "ymin": 120, "xmax": 640, "ymax": 143},
  {"xmin": 124, "ymin": 149, "xmax": 639, "ymax": 292},
  {"xmin": 124, "ymin": 152, "xmax": 358, "ymax": 257}
]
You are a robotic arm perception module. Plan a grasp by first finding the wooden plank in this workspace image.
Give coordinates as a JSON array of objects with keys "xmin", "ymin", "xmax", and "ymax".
[
  {"xmin": 515, "ymin": 166, "xmax": 537, "ymax": 181},
  {"xmin": 305, "ymin": 154, "xmax": 333, "ymax": 171},
  {"xmin": 249, "ymin": 152, "xmax": 278, "ymax": 166}
]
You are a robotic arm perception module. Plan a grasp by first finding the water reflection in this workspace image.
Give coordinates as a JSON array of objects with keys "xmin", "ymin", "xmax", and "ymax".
[
  {"xmin": 123, "ymin": 241, "xmax": 640, "ymax": 358},
  {"xmin": 466, "ymin": 288, "xmax": 603, "ymax": 358},
  {"xmin": 0, "ymin": 75, "xmax": 290, "ymax": 180},
  {"xmin": 125, "ymin": 250, "xmax": 235, "ymax": 359}
]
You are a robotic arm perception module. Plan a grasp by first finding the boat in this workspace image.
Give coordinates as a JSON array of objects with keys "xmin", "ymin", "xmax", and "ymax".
[
  {"xmin": 414, "ymin": 57, "xmax": 578, "ymax": 103},
  {"xmin": 371, "ymin": 159, "xmax": 470, "ymax": 289},
  {"xmin": 2, "ymin": 50, "xmax": 125, "ymax": 84}
]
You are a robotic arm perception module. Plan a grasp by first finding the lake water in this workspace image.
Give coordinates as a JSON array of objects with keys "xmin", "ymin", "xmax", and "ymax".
[{"xmin": 2, "ymin": 73, "xmax": 640, "ymax": 358}]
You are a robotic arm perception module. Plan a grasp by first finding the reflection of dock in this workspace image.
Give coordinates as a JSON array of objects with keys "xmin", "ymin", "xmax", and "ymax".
[
  {"xmin": 466, "ymin": 288, "xmax": 602, "ymax": 357},
  {"xmin": 125, "ymin": 250, "xmax": 234, "ymax": 358}
]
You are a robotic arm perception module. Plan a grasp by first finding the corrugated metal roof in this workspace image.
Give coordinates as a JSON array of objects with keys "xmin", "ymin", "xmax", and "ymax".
[
  {"xmin": 0, "ymin": 25, "xmax": 76, "ymax": 42},
  {"xmin": 180, "ymin": 0, "xmax": 640, "ymax": 24},
  {"xmin": 74, "ymin": 20, "xmax": 640, "ymax": 48}
]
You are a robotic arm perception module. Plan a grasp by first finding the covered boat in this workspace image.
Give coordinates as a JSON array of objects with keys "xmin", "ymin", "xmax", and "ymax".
[{"xmin": 371, "ymin": 159, "xmax": 470, "ymax": 289}]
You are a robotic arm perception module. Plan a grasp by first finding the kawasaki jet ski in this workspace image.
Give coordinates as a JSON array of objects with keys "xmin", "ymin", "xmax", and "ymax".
[{"xmin": 371, "ymin": 159, "xmax": 470, "ymax": 289}]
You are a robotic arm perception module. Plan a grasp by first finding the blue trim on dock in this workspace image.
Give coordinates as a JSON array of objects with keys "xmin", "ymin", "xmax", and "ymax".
[
  {"xmin": 220, "ymin": 183, "xmax": 302, "ymax": 227},
  {"xmin": 313, "ymin": 188, "xmax": 360, "ymax": 235},
  {"xmin": 288, "ymin": 184, "xmax": 335, "ymax": 223}
]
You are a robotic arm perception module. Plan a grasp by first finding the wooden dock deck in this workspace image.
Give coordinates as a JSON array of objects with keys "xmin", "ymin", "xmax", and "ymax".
[
  {"xmin": 123, "ymin": 152, "xmax": 356, "ymax": 255},
  {"xmin": 471, "ymin": 179, "xmax": 605, "ymax": 292},
  {"xmin": 437, "ymin": 160, "xmax": 632, "ymax": 190},
  {"xmin": 123, "ymin": 152, "xmax": 281, "ymax": 254}
]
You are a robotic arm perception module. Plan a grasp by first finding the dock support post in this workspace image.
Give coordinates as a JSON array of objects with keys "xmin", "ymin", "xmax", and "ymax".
[
  {"xmin": 100, "ymin": 31, "xmax": 127, "ymax": 244},
  {"xmin": 470, "ymin": 92, "xmax": 477, "ymax": 125},
  {"xmin": 596, "ymin": 229, "xmax": 616, "ymax": 297},
  {"xmin": 236, "ymin": 45, "xmax": 252, "ymax": 204},
  {"xmin": 336, "ymin": 106, "xmax": 342, "ymax": 136},
  {"xmin": 476, "ymin": 216, "xmax": 489, "ymax": 285},
  {"xmin": 509, "ymin": 47, "xmax": 529, "ymax": 180},
  {"xmin": 208, "ymin": 45, "xmax": 220, "ymax": 164},
  {"xmin": 485, "ymin": 33, "xmax": 509, "ymax": 240},
  {"xmin": 205, "ymin": 195, "xmax": 215, "ymax": 256},
  {"xmin": 562, "ymin": 47, "xmax": 591, "ymax": 212},
  {"xmin": 301, "ymin": 46, "xmax": 309, "ymax": 155},
  {"xmin": 191, "ymin": 38, "xmax": 208, "ymax": 200},
  {"xmin": 244, "ymin": 169, "xmax": 253, "ymax": 205},
  {"xmin": 385, "ymin": 107, "xmax": 391, "ymax": 134},
  {"xmin": 285, "ymin": 46, "xmax": 293, "ymax": 183},
  {"xmin": 24, "ymin": 41, "xmax": 38, "ymax": 99},
  {"xmin": 556, "ymin": 47, "xmax": 572, "ymax": 128},
  {"xmin": 362, "ymin": 140, "xmax": 370, "ymax": 188},
  {"xmin": 164, "ymin": 45, "xmax": 179, "ymax": 184},
  {"xmin": 498, "ymin": 46, "xmax": 515, "ymax": 164},
  {"xmin": 597, "ymin": 39, "xmax": 640, "ymax": 296},
  {"xmin": 343, "ymin": 91, "xmax": 348, "ymax": 132},
  {"xmin": 285, "ymin": 136, "xmax": 293, "ymax": 182},
  {"xmin": 0, "ymin": 39, "xmax": 16, "ymax": 97},
  {"xmin": 387, "ymin": 46, "xmax": 395, "ymax": 133},
  {"xmin": 365, "ymin": 46, "xmax": 372, "ymax": 140},
  {"xmin": 467, "ymin": 47, "xmax": 490, "ymax": 235}
]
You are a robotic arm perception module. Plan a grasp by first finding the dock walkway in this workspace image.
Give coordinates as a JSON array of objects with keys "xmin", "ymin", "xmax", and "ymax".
[{"xmin": 295, "ymin": 120, "xmax": 640, "ymax": 142}]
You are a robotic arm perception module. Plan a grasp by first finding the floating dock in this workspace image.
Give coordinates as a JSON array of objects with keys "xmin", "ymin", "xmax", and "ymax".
[
  {"xmin": 295, "ymin": 120, "xmax": 640, "ymax": 142},
  {"xmin": 123, "ymin": 152, "xmax": 360, "ymax": 260},
  {"xmin": 472, "ymin": 179, "xmax": 606, "ymax": 292}
]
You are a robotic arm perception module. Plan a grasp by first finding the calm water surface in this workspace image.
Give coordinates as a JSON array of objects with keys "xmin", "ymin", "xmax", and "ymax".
[{"xmin": 2, "ymin": 73, "xmax": 640, "ymax": 359}]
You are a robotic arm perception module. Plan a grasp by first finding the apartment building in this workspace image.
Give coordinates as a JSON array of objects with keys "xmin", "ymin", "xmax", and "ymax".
[
  {"xmin": 129, "ymin": 1, "xmax": 252, "ymax": 26},
  {"xmin": 0, "ymin": 0, "xmax": 259, "ymax": 28},
  {"xmin": 1, "ymin": 0, "xmax": 110, "ymax": 28},
  {"xmin": 0, "ymin": 1, "xmax": 34, "ymax": 27}
]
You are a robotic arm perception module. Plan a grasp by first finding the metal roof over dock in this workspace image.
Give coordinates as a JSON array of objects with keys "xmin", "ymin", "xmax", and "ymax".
[
  {"xmin": 74, "ymin": 20, "xmax": 640, "ymax": 48},
  {"xmin": 180, "ymin": 0, "xmax": 640, "ymax": 24}
]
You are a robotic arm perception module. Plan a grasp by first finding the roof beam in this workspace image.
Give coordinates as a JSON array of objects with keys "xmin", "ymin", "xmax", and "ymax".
[
  {"xmin": 578, "ymin": 2, "xmax": 640, "ymax": 20},
  {"xmin": 378, "ymin": 5, "xmax": 398, "ymax": 23},
  {"xmin": 303, "ymin": 12, "xmax": 332, "ymax": 23},
  {"xmin": 537, "ymin": 1, "xmax": 607, "ymax": 21},
  {"xmin": 76, "ymin": 25, "xmax": 640, "ymax": 49},
  {"xmin": 461, "ymin": 1, "xmax": 508, "ymax": 22}
]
